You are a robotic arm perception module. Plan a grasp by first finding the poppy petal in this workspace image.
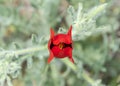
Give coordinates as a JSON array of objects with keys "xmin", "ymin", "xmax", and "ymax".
[
  {"xmin": 67, "ymin": 47, "xmax": 74, "ymax": 63},
  {"xmin": 48, "ymin": 25, "xmax": 74, "ymax": 63},
  {"xmin": 47, "ymin": 50, "xmax": 54, "ymax": 63},
  {"xmin": 67, "ymin": 25, "xmax": 72, "ymax": 36},
  {"xmin": 69, "ymin": 57, "xmax": 74, "ymax": 63},
  {"xmin": 50, "ymin": 28, "xmax": 55, "ymax": 39}
]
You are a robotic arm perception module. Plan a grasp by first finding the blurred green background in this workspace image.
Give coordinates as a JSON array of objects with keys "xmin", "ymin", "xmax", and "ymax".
[{"xmin": 0, "ymin": 0, "xmax": 120, "ymax": 86}]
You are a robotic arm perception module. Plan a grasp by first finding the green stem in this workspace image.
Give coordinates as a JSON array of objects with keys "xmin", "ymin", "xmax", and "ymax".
[
  {"xmin": 82, "ymin": 71, "xmax": 94, "ymax": 85},
  {"xmin": 62, "ymin": 59, "xmax": 95, "ymax": 85},
  {"xmin": 16, "ymin": 46, "xmax": 47, "ymax": 55},
  {"xmin": 0, "ymin": 46, "xmax": 47, "ymax": 57}
]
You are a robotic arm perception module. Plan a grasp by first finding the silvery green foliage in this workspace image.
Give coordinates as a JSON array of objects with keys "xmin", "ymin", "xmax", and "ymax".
[
  {"xmin": 0, "ymin": 2, "xmax": 111, "ymax": 86},
  {"xmin": 66, "ymin": 3, "xmax": 110, "ymax": 86},
  {"xmin": 0, "ymin": 0, "xmax": 60, "ymax": 44},
  {"xmin": 67, "ymin": 3, "xmax": 111, "ymax": 41},
  {"xmin": 0, "ymin": 36, "xmax": 47, "ymax": 86},
  {"xmin": 0, "ymin": 55, "xmax": 20, "ymax": 86}
]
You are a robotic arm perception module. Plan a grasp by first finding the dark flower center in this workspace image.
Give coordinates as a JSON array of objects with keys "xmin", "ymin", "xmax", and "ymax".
[{"xmin": 50, "ymin": 42, "xmax": 72, "ymax": 49}]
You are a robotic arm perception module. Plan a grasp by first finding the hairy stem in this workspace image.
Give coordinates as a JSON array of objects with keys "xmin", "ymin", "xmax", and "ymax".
[{"xmin": 0, "ymin": 46, "xmax": 47, "ymax": 58}]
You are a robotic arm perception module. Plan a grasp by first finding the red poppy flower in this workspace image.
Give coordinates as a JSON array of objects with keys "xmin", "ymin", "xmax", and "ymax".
[{"xmin": 48, "ymin": 25, "xmax": 74, "ymax": 63}]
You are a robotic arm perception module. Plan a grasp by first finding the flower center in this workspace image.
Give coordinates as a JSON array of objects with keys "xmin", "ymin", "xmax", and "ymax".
[{"xmin": 58, "ymin": 43, "xmax": 64, "ymax": 49}]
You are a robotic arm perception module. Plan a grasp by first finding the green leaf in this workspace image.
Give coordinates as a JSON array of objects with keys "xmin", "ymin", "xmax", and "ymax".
[{"xmin": 87, "ymin": 3, "xmax": 107, "ymax": 20}]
